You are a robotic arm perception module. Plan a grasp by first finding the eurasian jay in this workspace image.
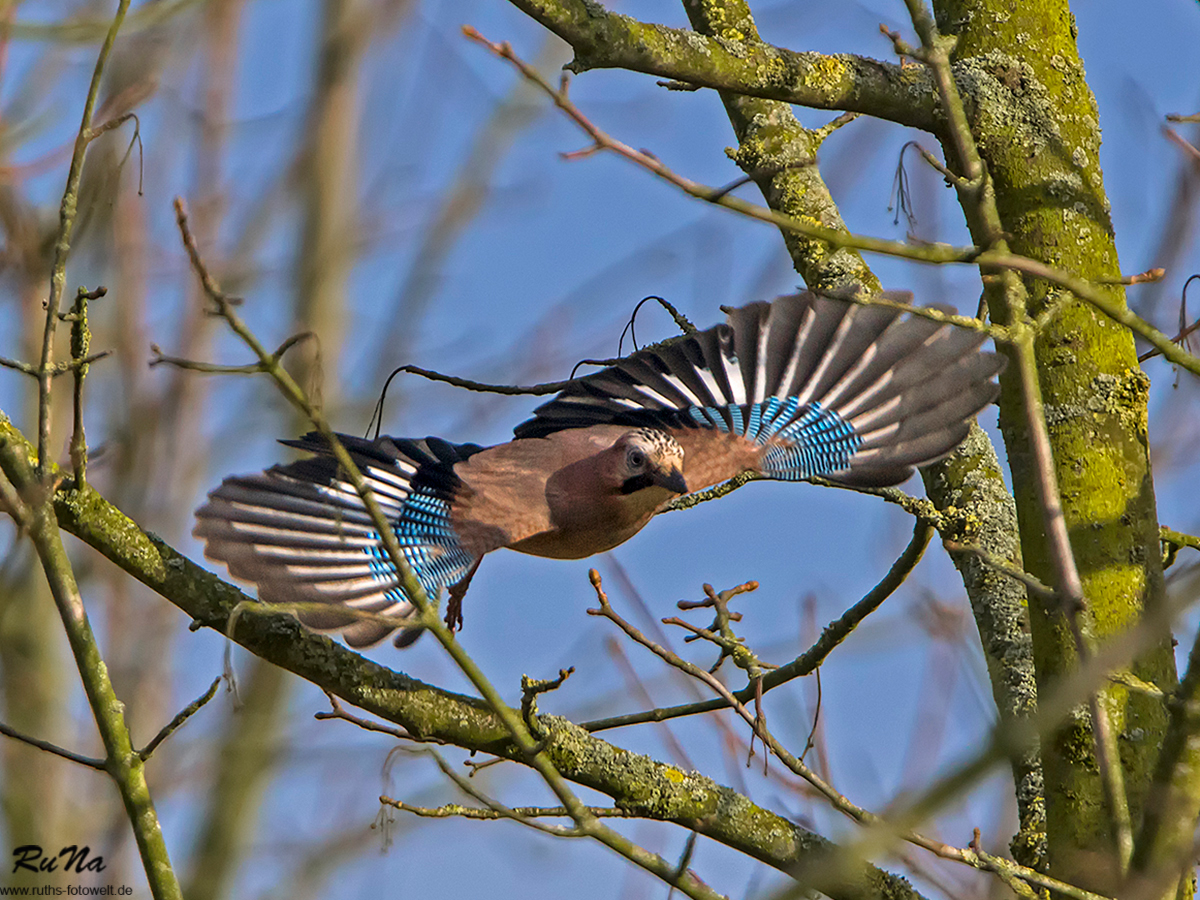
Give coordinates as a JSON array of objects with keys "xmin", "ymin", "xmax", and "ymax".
[{"xmin": 195, "ymin": 292, "xmax": 1004, "ymax": 647}]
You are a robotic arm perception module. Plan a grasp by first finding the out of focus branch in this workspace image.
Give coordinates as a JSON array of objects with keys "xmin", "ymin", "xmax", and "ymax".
[
  {"xmin": 0, "ymin": 409, "xmax": 933, "ymax": 900},
  {"xmin": 36, "ymin": 0, "xmax": 130, "ymax": 479},
  {"xmin": 0, "ymin": 432, "xmax": 181, "ymax": 900},
  {"xmin": 169, "ymin": 201, "xmax": 907, "ymax": 900}
]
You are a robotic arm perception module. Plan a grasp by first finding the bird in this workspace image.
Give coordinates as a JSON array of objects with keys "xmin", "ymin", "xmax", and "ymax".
[{"xmin": 194, "ymin": 291, "xmax": 1005, "ymax": 648}]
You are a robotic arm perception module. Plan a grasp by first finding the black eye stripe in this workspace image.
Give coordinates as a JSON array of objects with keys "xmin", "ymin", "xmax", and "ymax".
[{"xmin": 619, "ymin": 473, "xmax": 655, "ymax": 494}]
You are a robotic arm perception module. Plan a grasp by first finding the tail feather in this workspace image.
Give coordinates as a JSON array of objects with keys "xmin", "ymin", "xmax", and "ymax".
[{"xmin": 195, "ymin": 433, "xmax": 480, "ymax": 648}]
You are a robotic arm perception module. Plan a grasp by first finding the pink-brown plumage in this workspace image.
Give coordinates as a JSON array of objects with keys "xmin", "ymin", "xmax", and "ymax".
[{"xmin": 195, "ymin": 292, "xmax": 1004, "ymax": 647}]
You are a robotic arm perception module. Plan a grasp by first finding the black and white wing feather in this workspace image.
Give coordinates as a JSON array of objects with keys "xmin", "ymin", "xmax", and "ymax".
[
  {"xmin": 194, "ymin": 433, "xmax": 482, "ymax": 648},
  {"xmin": 513, "ymin": 292, "xmax": 1005, "ymax": 486}
]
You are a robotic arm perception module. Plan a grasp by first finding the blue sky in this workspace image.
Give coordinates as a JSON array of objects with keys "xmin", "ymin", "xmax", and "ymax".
[{"xmin": 3, "ymin": 0, "xmax": 1200, "ymax": 897}]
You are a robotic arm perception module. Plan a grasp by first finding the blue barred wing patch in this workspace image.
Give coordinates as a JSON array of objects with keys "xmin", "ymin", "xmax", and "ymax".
[
  {"xmin": 365, "ymin": 482, "xmax": 475, "ymax": 607},
  {"xmin": 688, "ymin": 398, "xmax": 861, "ymax": 480},
  {"xmin": 760, "ymin": 403, "xmax": 860, "ymax": 480},
  {"xmin": 195, "ymin": 431, "xmax": 484, "ymax": 648}
]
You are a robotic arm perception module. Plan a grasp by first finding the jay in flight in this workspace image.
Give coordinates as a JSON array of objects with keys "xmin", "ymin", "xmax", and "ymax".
[{"xmin": 195, "ymin": 292, "xmax": 1004, "ymax": 648}]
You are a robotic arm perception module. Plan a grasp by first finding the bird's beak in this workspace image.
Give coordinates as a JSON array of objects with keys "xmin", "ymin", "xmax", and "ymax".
[{"xmin": 652, "ymin": 466, "xmax": 688, "ymax": 495}]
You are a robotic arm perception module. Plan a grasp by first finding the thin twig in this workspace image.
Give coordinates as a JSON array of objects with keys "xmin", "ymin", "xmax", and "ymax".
[
  {"xmin": 174, "ymin": 198, "xmax": 726, "ymax": 900},
  {"xmin": 0, "ymin": 720, "xmax": 105, "ymax": 770},
  {"xmin": 833, "ymin": 287, "xmax": 1003, "ymax": 338},
  {"xmin": 1096, "ymin": 267, "xmax": 1165, "ymax": 286},
  {"xmin": 588, "ymin": 570, "xmax": 771, "ymax": 751},
  {"xmin": 381, "ymin": 798, "xmax": 641, "ymax": 820},
  {"xmin": 1138, "ymin": 274, "xmax": 1200, "ymax": 363},
  {"xmin": 37, "ymin": 0, "xmax": 131, "ymax": 480},
  {"xmin": 941, "ymin": 541, "xmax": 1057, "ymax": 602},
  {"xmin": 0, "ymin": 351, "xmax": 110, "ymax": 378},
  {"xmin": 148, "ymin": 331, "xmax": 315, "ymax": 374},
  {"xmin": 315, "ymin": 692, "xmax": 422, "ymax": 742},
  {"xmin": 663, "ymin": 470, "xmax": 764, "ymax": 512},
  {"xmin": 1161, "ymin": 527, "xmax": 1200, "ymax": 571},
  {"xmin": 378, "ymin": 363, "xmax": 576, "ymax": 396},
  {"xmin": 138, "ymin": 677, "xmax": 221, "ymax": 760},
  {"xmin": 64, "ymin": 286, "xmax": 104, "ymax": 488},
  {"xmin": 582, "ymin": 520, "xmax": 933, "ymax": 732}
]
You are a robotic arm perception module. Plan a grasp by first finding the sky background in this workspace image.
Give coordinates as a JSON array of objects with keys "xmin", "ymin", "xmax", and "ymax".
[{"xmin": 2, "ymin": 0, "xmax": 1200, "ymax": 897}]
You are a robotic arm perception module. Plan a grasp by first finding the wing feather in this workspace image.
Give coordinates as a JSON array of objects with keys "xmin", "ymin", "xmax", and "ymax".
[{"xmin": 513, "ymin": 292, "xmax": 1004, "ymax": 488}]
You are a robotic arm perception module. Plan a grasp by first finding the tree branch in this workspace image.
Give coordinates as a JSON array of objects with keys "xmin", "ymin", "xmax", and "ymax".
[
  {"xmin": 502, "ymin": 0, "xmax": 941, "ymax": 130},
  {"xmin": 0, "ymin": 415, "xmax": 928, "ymax": 900},
  {"xmin": 0, "ymin": 430, "xmax": 181, "ymax": 900}
]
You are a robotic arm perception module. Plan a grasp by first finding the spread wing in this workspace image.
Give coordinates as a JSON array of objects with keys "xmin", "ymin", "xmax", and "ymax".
[
  {"xmin": 194, "ymin": 433, "xmax": 484, "ymax": 648},
  {"xmin": 513, "ymin": 292, "xmax": 1005, "ymax": 489}
]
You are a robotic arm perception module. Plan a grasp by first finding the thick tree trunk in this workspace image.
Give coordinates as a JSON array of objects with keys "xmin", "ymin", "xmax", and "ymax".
[{"xmin": 933, "ymin": 0, "xmax": 1178, "ymax": 890}]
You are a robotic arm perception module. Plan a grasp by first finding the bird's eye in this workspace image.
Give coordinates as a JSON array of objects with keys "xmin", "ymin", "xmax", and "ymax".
[{"xmin": 627, "ymin": 449, "xmax": 647, "ymax": 469}]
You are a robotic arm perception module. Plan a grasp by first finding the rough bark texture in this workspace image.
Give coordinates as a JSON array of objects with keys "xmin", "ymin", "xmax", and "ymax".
[
  {"xmin": 0, "ymin": 412, "xmax": 927, "ymax": 900},
  {"xmin": 921, "ymin": 426, "xmax": 1045, "ymax": 868},
  {"xmin": 508, "ymin": 0, "xmax": 942, "ymax": 130},
  {"xmin": 930, "ymin": 0, "xmax": 1177, "ymax": 889},
  {"xmin": 681, "ymin": 0, "xmax": 1045, "ymax": 870}
]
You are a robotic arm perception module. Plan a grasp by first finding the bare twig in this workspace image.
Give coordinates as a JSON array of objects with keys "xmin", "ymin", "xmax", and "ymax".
[
  {"xmin": 831, "ymin": 287, "xmax": 1003, "ymax": 338},
  {"xmin": 37, "ymin": 0, "xmax": 131, "ymax": 480},
  {"xmin": 174, "ymin": 199, "xmax": 727, "ymax": 900},
  {"xmin": 0, "ymin": 720, "xmax": 105, "ymax": 770},
  {"xmin": 148, "ymin": 332, "xmax": 316, "ymax": 374},
  {"xmin": 588, "ymin": 570, "xmax": 768, "ymax": 747},
  {"xmin": 381, "ymin": 798, "xmax": 641, "ymax": 820},
  {"xmin": 941, "ymin": 541, "xmax": 1057, "ymax": 602},
  {"xmin": 138, "ymin": 677, "xmax": 221, "ymax": 760},
  {"xmin": 0, "ymin": 351, "xmax": 111, "ymax": 379},
  {"xmin": 1138, "ymin": 274, "xmax": 1200, "ymax": 363},
  {"xmin": 1161, "ymin": 526, "xmax": 1200, "ymax": 570},
  {"xmin": 377, "ymin": 363, "xmax": 577, "ymax": 396},
  {"xmin": 583, "ymin": 520, "xmax": 933, "ymax": 732},
  {"xmin": 1096, "ymin": 267, "xmax": 1165, "ymax": 286},
  {"xmin": 64, "ymin": 286, "xmax": 104, "ymax": 488},
  {"xmin": 315, "ymin": 692, "xmax": 422, "ymax": 742},
  {"xmin": 521, "ymin": 667, "xmax": 574, "ymax": 727}
]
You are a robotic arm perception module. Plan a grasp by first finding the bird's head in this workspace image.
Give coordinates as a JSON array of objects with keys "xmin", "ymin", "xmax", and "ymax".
[{"xmin": 614, "ymin": 428, "xmax": 687, "ymax": 496}]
